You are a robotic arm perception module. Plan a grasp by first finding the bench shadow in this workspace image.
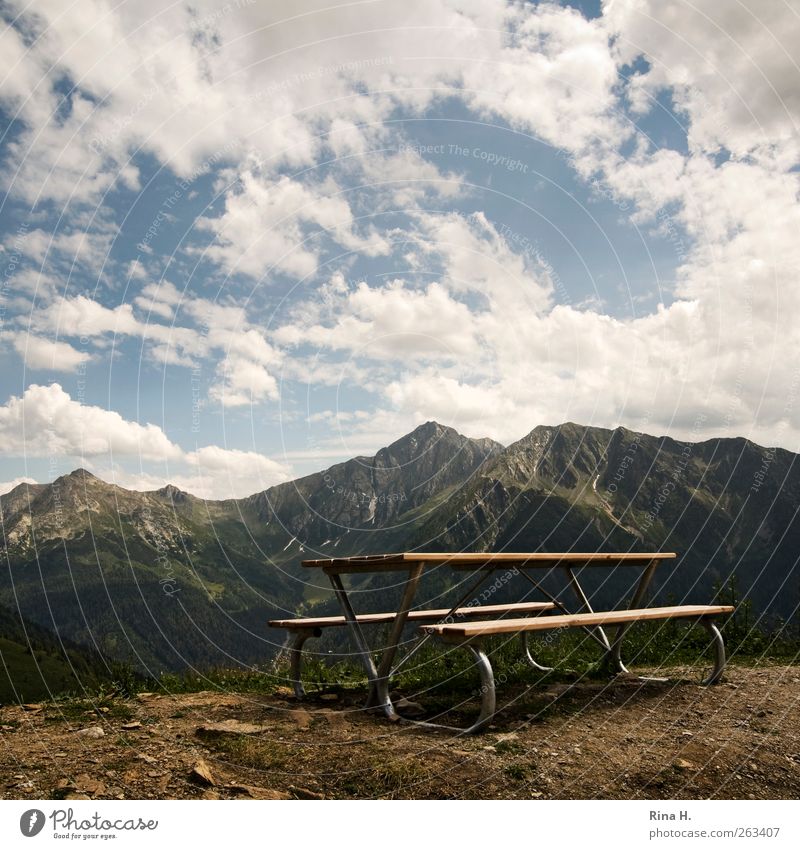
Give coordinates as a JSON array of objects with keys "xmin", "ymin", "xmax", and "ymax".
[{"xmin": 298, "ymin": 668, "xmax": 709, "ymax": 735}]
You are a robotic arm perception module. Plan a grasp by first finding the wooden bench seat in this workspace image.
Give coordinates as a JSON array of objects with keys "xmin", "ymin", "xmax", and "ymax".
[
  {"xmin": 269, "ymin": 601, "xmax": 555, "ymax": 699},
  {"xmin": 421, "ymin": 604, "xmax": 734, "ymax": 640},
  {"xmin": 418, "ymin": 603, "xmax": 734, "ymax": 733},
  {"xmin": 269, "ymin": 601, "xmax": 555, "ymax": 631}
]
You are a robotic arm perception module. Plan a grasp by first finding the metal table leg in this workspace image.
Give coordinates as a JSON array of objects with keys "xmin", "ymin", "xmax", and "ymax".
[
  {"xmin": 372, "ymin": 564, "xmax": 424, "ymax": 709},
  {"xmin": 327, "ymin": 572, "xmax": 394, "ymax": 717},
  {"xmin": 605, "ymin": 558, "xmax": 659, "ymax": 673},
  {"xmin": 327, "ymin": 565, "xmax": 426, "ymax": 720},
  {"xmin": 564, "ymin": 565, "xmax": 612, "ymax": 651}
]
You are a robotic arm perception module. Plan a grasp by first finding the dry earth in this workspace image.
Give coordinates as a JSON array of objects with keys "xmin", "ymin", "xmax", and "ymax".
[{"xmin": 1, "ymin": 664, "xmax": 799, "ymax": 800}]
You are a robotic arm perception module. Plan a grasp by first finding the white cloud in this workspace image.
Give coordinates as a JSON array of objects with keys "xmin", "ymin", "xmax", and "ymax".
[
  {"xmin": 605, "ymin": 0, "xmax": 800, "ymax": 161},
  {"xmin": 0, "ymin": 0, "xmax": 624, "ymax": 210},
  {"xmin": 2, "ymin": 0, "xmax": 800, "ymax": 460},
  {"xmin": 0, "ymin": 476, "xmax": 38, "ymax": 496},
  {"xmin": 28, "ymin": 292, "xmax": 285, "ymax": 406},
  {"xmin": 0, "ymin": 383, "xmax": 184, "ymax": 462},
  {"xmin": 10, "ymin": 334, "xmax": 91, "ymax": 372},
  {"xmin": 0, "ymin": 384, "xmax": 291, "ymax": 498},
  {"xmin": 275, "ymin": 279, "xmax": 483, "ymax": 360},
  {"xmin": 197, "ymin": 170, "xmax": 390, "ymax": 280}
]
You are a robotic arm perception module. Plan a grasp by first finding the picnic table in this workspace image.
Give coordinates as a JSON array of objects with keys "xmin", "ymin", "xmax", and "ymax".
[{"xmin": 269, "ymin": 552, "xmax": 733, "ymax": 733}]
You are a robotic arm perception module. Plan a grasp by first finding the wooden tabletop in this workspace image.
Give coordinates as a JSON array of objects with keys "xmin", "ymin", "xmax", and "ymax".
[{"xmin": 301, "ymin": 551, "xmax": 677, "ymax": 573}]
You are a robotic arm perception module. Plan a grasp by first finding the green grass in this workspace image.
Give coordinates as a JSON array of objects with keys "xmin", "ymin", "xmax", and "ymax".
[
  {"xmin": 4, "ymin": 601, "xmax": 797, "ymax": 706},
  {"xmin": 0, "ymin": 636, "xmax": 103, "ymax": 704}
]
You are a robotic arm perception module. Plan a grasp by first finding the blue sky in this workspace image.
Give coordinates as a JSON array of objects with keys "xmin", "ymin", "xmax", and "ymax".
[{"xmin": 1, "ymin": 0, "xmax": 798, "ymax": 497}]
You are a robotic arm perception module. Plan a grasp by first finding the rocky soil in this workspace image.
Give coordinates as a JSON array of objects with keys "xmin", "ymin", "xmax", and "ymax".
[{"xmin": 1, "ymin": 664, "xmax": 798, "ymax": 800}]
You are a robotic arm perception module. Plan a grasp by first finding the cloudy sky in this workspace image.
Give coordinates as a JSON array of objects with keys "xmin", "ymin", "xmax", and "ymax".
[{"xmin": 0, "ymin": 0, "xmax": 798, "ymax": 498}]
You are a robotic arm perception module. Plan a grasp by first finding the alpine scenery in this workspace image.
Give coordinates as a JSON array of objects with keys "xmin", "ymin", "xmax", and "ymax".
[{"xmin": 0, "ymin": 0, "xmax": 799, "ymax": 824}]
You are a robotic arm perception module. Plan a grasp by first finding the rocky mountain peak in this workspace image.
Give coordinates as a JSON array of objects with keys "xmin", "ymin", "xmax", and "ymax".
[
  {"xmin": 155, "ymin": 483, "xmax": 190, "ymax": 504},
  {"xmin": 61, "ymin": 468, "xmax": 100, "ymax": 483},
  {"xmin": 378, "ymin": 421, "xmax": 501, "ymax": 466}
]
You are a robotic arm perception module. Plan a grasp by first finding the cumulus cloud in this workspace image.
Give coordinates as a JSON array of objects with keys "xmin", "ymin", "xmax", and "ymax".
[
  {"xmin": 0, "ymin": 384, "xmax": 291, "ymax": 498},
  {"xmin": 197, "ymin": 170, "xmax": 390, "ymax": 280},
  {"xmin": 605, "ymin": 0, "xmax": 800, "ymax": 162},
  {"xmin": 2, "ymin": 0, "xmax": 799, "ymax": 463},
  {"xmin": 26, "ymin": 293, "xmax": 283, "ymax": 406},
  {"xmin": 0, "ymin": 476, "xmax": 38, "ymax": 496},
  {"xmin": 0, "ymin": 383, "xmax": 184, "ymax": 462},
  {"xmin": 8, "ymin": 334, "xmax": 91, "ymax": 373}
]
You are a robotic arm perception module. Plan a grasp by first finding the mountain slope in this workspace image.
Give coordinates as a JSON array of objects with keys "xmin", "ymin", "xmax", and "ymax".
[
  {"xmin": 0, "ymin": 423, "xmax": 501, "ymax": 672},
  {"xmin": 411, "ymin": 423, "xmax": 800, "ymax": 618},
  {"xmin": 2, "ymin": 420, "xmax": 798, "ymax": 677}
]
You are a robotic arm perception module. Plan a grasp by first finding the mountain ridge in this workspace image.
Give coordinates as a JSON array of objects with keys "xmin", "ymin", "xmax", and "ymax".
[
  {"xmin": 4, "ymin": 419, "xmax": 788, "ymax": 504},
  {"xmin": 1, "ymin": 419, "xmax": 797, "ymax": 675}
]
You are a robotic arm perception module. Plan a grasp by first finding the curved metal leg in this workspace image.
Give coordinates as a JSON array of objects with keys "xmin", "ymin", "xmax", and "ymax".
[
  {"xmin": 289, "ymin": 629, "xmax": 319, "ymax": 699},
  {"xmin": 603, "ymin": 618, "xmax": 726, "ymax": 684},
  {"xmin": 606, "ymin": 633, "xmax": 630, "ymax": 675},
  {"xmin": 465, "ymin": 642, "xmax": 497, "ymax": 733},
  {"xmin": 394, "ymin": 640, "xmax": 496, "ymax": 735},
  {"xmin": 374, "ymin": 676, "xmax": 400, "ymax": 721},
  {"xmin": 699, "ymin": 619, "xmax": 726, "ymax": 685},
  {"xmin": 520, "ymin": 632, "xmax": 554, "ymax": 672}
]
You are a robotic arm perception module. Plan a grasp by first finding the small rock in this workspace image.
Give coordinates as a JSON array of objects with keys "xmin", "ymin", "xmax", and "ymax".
[
  {"xmin": 196, "ymin": 720, "xmax": 267, "ymax": 737},
  {"xmin": 495, "ymin": 732, "xmax": 519, "ymax": 744},
  {"xmin": 319, "ymin": 693, "xmax": 338, "ymax": 702},
  {"xmin": 22, "ymin": 703, "xmax": 42, "ymax": 712},
  {"xmin": 229, "ymin": 784, "xmax": 290, "ymax": 800},
  {"xmin": 74, "ymin": 774, "xmax": 107, "ymax": 796},
  {"xmin": 274, "ymin": 686, "xmax": 295, "ymax": 698},
  {"xmin": 1, "ymin": 724, "xmax": 16, "ymax": 731},
  {"xmin": 136, "ymin": 692, "xmax": 157, "ymax": 700},
  {"xmin": 189, "ymin": 759, "xmax": 216, "ymax": 787},
  {"xmin": 394, "ymin": 698, "xmax": 425, "ymax": 717},
  {"xmin": 74, "ymin": 726, "xmax": 105, "ymax": 739},
  {"xmin": 288, "ymin": 709, "xmax": 312, "ymax": 730},
  {"xmin": 200, "ymin": 790, "xmax": 220, "ymax": 800},
  {"xmin": 288, "ymin": 785, "xmax": 325, "ymax": 800},
  {"xmin": 121, "ymin": 721, "xmax": 142, "ymax": 730},
  {"xmin": 136, "ymin": 753, "xmax": 156, "ymax": 764},
  {"xmin": 674, "ymin": 758, "xmax": 697, "ymax": 772}
]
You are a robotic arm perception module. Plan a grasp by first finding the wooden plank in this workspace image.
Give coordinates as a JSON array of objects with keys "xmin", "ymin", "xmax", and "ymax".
[
  {"xmin": 301, "ymin": 551, "xmax": 677, "ymax": 572},
  {"xmin": 269, "ymin": 601, "xmax": 555, "ymax": 630},
  {"xmin": 420, "ymin": 605, "xmax": 735, "ymax": 639}
]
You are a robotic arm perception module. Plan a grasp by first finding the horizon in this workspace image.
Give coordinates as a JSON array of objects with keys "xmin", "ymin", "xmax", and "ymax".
[{"xmin": 1, "ymin": 416, "xmax": 783, "ymax": 501}]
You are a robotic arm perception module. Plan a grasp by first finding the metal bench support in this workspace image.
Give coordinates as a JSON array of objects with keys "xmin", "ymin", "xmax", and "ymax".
[{"xmin": 287, "ymin": 627, "xmax": 320, "ymax": 699}]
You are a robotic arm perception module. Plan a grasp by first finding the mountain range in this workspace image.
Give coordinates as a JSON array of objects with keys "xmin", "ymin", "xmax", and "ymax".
[{"xmin": 1, "ymin": 420, "xmax": 798, "ymax": 680}]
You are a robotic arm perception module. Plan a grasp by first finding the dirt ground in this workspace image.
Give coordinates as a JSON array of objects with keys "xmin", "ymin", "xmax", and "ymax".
[{"xmin": 1, "ymin": 663, "xmax": 799, "ymax": 800}]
